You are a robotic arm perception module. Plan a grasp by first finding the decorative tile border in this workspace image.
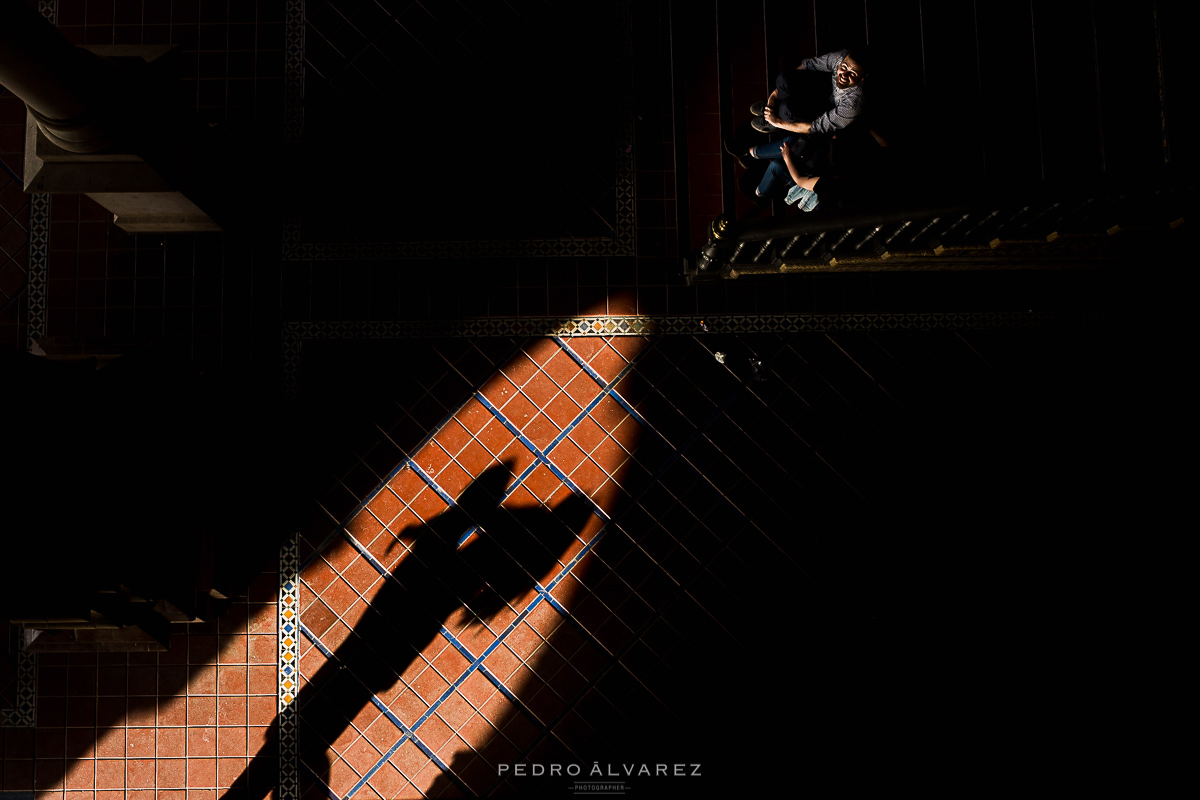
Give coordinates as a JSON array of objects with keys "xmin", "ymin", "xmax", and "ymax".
[
  {"xmin": 278, "ymin": 534, "xmax": 300, "ymax": 800},
  {"xmin": 24, "ymin": 193, "xmax": 49, "ymax": 352},
  {"xmin": 281, "ymin": 0, "xmax": 634, "ymax": 260},
  {"xmin": 2, "ymin": 0, "xmax": 56, "ymax": 732},
  {"xmin": 0, "ymin": 649, "xmax": 36, "ymax": 728},
  {"xmin": 281, "ymin": 311, "xmax": 1116, "ymax": 400},
  {"xmin": 284, "ymin": 0, "xmax": 303, "ymax": 149}
]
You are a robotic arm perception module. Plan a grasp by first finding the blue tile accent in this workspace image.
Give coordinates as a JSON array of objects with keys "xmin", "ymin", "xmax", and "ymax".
[
  {"xmin": 474, "ymin": 391, "xmax": 611, "ymax": 523},
  {"xmin": 409, "ymin": 460, "xmax": 458, "ymax": 508}
]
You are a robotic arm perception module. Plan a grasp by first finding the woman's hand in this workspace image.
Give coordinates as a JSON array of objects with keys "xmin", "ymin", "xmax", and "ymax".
[{"xmin": 780, "ymin": 141, "xmax": 792, "ymax": 160}]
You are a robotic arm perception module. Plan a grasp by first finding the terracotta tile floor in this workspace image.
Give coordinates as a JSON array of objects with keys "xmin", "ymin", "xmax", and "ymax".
[
  {"xmin": 286, "ymin": 325, "xmax": 1074, "ymax": 798},
  {"xmin": 5, "ymin": 587, "xmax": 279, "ymax": 799}
]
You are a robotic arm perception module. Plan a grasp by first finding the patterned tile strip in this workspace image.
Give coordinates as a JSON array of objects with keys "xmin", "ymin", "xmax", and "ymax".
[
  {"xmin": 281, "ymin": 312, "xmax": 1115, "ymax": 401},
  {"xmin": 279, "ymin": 535, "xmax": 301, "ymax": 800},
  {"xmin": 1, "ymin": 0, "xmax": 59, "ymax": 732},
  {"xmin": 0, "ymin": 649, "xmax": 36, "ymax": 728},
  {"xmin": 285, "ymin": 0, "xmax": 303, "ymax": 148},
  {"xmin": 24, "ymin": 193, "xmax": 49, "ymax": 352}
]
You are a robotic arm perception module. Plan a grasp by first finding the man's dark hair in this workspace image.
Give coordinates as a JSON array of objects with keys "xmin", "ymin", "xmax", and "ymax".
[{"xmin": 846, "ymin": 45, "xmax": 872, "ymax": 76}]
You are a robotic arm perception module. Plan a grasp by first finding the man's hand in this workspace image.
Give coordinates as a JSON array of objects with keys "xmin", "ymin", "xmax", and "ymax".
[{"xmin": 763, "ymin": 106, "xmax": 811, "ymax": 134}]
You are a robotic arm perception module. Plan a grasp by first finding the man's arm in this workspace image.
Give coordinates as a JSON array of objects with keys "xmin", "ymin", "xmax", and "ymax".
[
  {"xmin": 806, "ymin": 87, "xmax": 865, "ymax": 136},
  {"xmin": 763, "ymin": 105, "xmax": 812, "ymax": 134},
  {"xmin": 797, "ymin": 49, "xmax": 849, "ymax": 73}
]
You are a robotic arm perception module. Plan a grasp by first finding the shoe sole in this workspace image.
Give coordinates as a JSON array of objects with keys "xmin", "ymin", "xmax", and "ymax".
[
  {"xmin": 722, "ymin": 140, "xmax": 749, "ymax": 170},
  {"xmin": 750, "ymin": 101, "xmax": 765, "ymax": 117}
]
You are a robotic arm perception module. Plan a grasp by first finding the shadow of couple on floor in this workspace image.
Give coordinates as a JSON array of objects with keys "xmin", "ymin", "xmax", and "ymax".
[{"xmin": 226, "ymin": 463, "xmax": 594, "ymax": 798}]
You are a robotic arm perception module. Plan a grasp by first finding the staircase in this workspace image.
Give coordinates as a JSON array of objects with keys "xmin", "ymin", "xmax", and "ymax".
[{"xmin": 669, "ymin": 0, "xmax": 1191, "ymax": 277}]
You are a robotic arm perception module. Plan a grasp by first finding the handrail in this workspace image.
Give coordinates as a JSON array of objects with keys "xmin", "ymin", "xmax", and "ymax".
[{"xmin": 687, "ymin": 175, "xmax": 1189, "ymax": 281}]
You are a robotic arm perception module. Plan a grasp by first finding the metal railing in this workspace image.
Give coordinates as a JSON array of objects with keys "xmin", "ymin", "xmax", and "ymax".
[{"xmin": 685, "ymin": 178, "xmax": 1190, "ymax": 282}]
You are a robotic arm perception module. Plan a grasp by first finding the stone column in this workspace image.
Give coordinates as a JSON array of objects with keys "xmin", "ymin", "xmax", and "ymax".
[
  {"xmin": 0, "ymin": 0, "xmax": 120, "ymax": 152},
  {"xmin": 0, "ymin": 1, "xmax": 222, "ymax": 232}
]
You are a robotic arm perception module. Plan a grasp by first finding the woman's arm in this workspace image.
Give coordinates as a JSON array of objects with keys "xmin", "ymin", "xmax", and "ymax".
[{"xmin": 780, "ymin": 142, "xmax": 820, "ymax": 190}]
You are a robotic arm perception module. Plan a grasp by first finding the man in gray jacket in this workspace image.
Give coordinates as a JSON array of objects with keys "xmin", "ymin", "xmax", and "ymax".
[{"xmin": 753, "ymin": 48, "xmax": 870, "ymax": 135}]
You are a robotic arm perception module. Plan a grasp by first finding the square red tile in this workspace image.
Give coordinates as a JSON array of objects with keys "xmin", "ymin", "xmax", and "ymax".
[
  {"xmin": 410, "ymin": 667, "xmax": 450, "ymax": 705},
  {"xmin": 247, "ymin": 634, "xmax": 276, "ymax": 664},
  {"xmin": 188, "ymin": 726, "xmax": 217, "ymax": 757},
  {"xmin": 435, "ymin": 459, "xmax": 473, "ymax": 499},
  {"xmin": 321, "ymin": 577, "xmax": 358, "ymax": 618},
  {"xmin": 499, "ymin": 352, "xmax": 537, "ymax": 386},
  {"xmin": 521, "ymin": 371, "xmax": 559, "ymax": 408},
  {"xmin": 589, "ymin": 342, "xmax": 629, "ymax": 382},
  {"xmin": 479, "ymin": 372, "xmax": 519, "ymax": 409},
  {"xmin": 367, "ymin": 762, "xmax": 409, "ymax": 799},
  {"xmin": 542, "ymin": 348, "xmax": 582, "ymax": 388},
  {"xmin": 95, "ymin": 759, "xmax": 124, "ymax": 790},
  {"xmin": 345, "ymin": 507, "xmax": 384, "ymax": 543},
  {"xmin": 126, "ymin": 758, "xmax": 155, "ymax": 789},
  {"xmin": 436, "ymin": 692, "xmax": 475, "ymax": 732},
  {"xmin": 125, "ymin": 727, "xmax": 155, "ymax": 758},
  {"xmin": 459, "ymin": 712, "xmax": 501, "ymax": 751},
  {"xmin": 388, "ymin": 466, "xmax": 427, "ymax": 501},
  {"xmin": 415, "ymin": 713, "xmax": 453, "ymax": 752},
  {"xmin": 325, "ymin": 756, "xmax": 361, "ymax": 797},
  {"xmin": 342, "ymin": 735, "xmax": 383, "ymax": 777},
  {"xmin": 218, "ymin": 634, "xmax": 248, "ymax": 665},
  {"xmin": 366, "ymin": 486, "xmax": 404, "ymax": 528},
  {"xmin": 482, "ymin": 646, "xmax": 521, "ymax": 684},
  {"xmin": 548, "ymin": 438, "xmax": 587, "ymax": 475},
  {"xmin": 435, "ymin": 731, "xmax": 472, "ymax": 765},
  {"xmin": 454, "ymin": 397, "xmax": 492, "ymax": 434},
  {"xmin": 407, "ymin": 486, "xmax": 450, "ymax": 522},
  {"xmin": 217, "ymin": 696, "xmax": 247, "ymax": 726},
  {"xmin": 157, "ymin": 758, "xmax": 186, "ymax": 789},
  {"xmin": 157, "ymin": 695, "xmax": 187, "ymax": 727},
  {"xmin": 156, "ymin": 727, "xmax": 185, "ymax": 758},
  {"xmin": 363, "ymin": 714, "xmax": 401, "ymax": 751},
  {"xmin": 247, "ymin": 665, "xmax": 276, "ymax": 695},
  {"xmin": 386, "ymin": 688, "xmax": 429, "ymax": 727},
  {"xmin": 433, "ymin": 418, "xmax": 473, "ymax": 457},
  {"xmin": 567, "ymin": 417, "xmax": 606, "ymax": 455},
  {"xmin": 217, "ymin": 665, "xmax": 247, "ymax": 695},
  {"xmin": 563, "ymin": 370, "xmax": 602, "ymax": 407},
  {"xmin": 521, "ymin": 411, "xmax": 563, "ymax": 451},
  {"xmin": 608, "ymin": 336, "xmax": 646, "ymax": 362},
  {"xmin": 474, "ymin": 417, "xmax": 515, "ymax": 458},
  {"xmin": 591, "ymin": 394, "xmax": 629, "ymax": 432},
  {"xmin": 187, "ymin": 758, "xmax": 216, "ymax": 788},
  {"xmin": 413, "ymin": 441, "xmax": 453, "ymax": 481},
  {"xmin": 248, "ymin": 696, "xmax": 276, "ymax": 726},
  {"xmin": 392, "ymin": 739, "xmax": 430, "ymax": 781},
  {"xmin": 543, "ymin": 390, "xmax": 584, "ymax": 429},
  {"xmin": 63, "ymin": 757, "xmax": 95, "ymax": 790},
  {"xmin": 520, "ymin": 463, "xmax": 563, "ymax": 503},
  {"xmin": 498, "ymin": 392, "xmax": 537, "ymax": 432},
  {"xmin": 217, "ymin": 757, "xmax": 246, "ymax": 789},
  {"xmin": 431, "ymin": 646, "xmax": 470, "ymax": 684},
  {"xmin": 248, "ymin": 726, "xmax": 273, "ymax": 756}
]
